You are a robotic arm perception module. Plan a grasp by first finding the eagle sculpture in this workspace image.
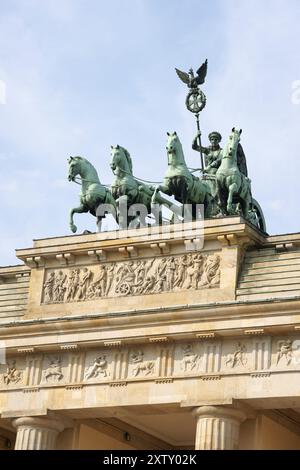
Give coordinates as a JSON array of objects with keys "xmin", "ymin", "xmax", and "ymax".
[{"xmin": 175, "ymin": 59, "xmax": 208, "ymax": 89}]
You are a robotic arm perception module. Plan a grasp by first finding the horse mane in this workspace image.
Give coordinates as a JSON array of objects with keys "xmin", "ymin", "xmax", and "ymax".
[
  {"xmin": 72, "ymin": 156, "xmax": 86, "ymax": 163},
  {"xmin": 120, "ymin": 146, "xmax": 133, "ymax": 174},
  {"xmin": 237, "ymin": 143, "xmax": 248, "ymax": 177}
]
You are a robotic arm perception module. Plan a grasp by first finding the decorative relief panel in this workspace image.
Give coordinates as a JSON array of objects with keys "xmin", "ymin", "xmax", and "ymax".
[
  {"xmin": 42, "ymin": 252, "xmax": 221, "ymax": 304},
  {"xmin": 173, "ymin": 342, "xmax": 204, "ymax": 375},
  {"xmin": 0, "ymin": 358, "xmax": 25, "ymax": 388},
  {"xmin": 3, "ymin": 336, "xmax": 300, "ymax": 391},
  {"xmin": 41, "ymin": 356, "xmax": 64, "ymax": 384},
  {"xmin": 128, "ymin": 350, "xmax": 156, "ymax": 377},
  {"xmin": 84, "ymin": 350, "xmax": 113, "ymax": 382},
  {"xmin": 272, "ymin": 338, "xmax": 300, "ymax": 368},
  {"xmin": 3, "ymin": 360, "xmax": 22, "ymax": 385},
  {"xmin": 225, "ymin": 342, "xmax": 247, "ymax": 369},
  {"xmin": 85, "ymin": 355, "xmax": 110, "ymax": 380},
  {"xmin": 181, "ymin": 344, "xmax": 201, "ymax": 372}
]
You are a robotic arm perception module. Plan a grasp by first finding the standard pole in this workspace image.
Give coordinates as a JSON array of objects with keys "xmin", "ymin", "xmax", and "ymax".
[{"xmin": 195, "ymin": 113, "xmax": 204, "ymax": 172}]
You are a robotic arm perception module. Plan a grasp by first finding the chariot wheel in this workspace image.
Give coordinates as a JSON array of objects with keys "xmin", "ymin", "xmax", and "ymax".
[
  {"xmin": 118, "ymin": 281, "xmax": 131, "ymax": 296},
  {"xmin": 250, "ymin": 198, "xmax": 267, "ymax": 233}
]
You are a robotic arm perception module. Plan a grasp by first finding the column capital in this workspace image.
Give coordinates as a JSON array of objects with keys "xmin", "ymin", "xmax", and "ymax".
[
  {"xmin": 12, "ymin": 416, "xmax": 65, "ymax": 433},
  {"xmin": 12, "ymin": 415, "xmax": 66, "ymax": 450},
  {"xmin": 193, "ymin": 405, "xmax": 246, "ymax": 423}
]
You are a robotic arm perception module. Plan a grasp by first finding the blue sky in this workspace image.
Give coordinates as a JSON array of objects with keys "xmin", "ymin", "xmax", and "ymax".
[{"xmin": 0, "ymin": 0, "xmax": 299, "ymax": 266}]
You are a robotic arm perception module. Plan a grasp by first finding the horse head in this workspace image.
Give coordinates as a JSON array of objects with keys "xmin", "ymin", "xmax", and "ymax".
[
  {"xmin": 224, "ymin": 128, "xmax": 242, "ymax": 158},
  {"xmin": 68, "ymin": 156, "xmax": 83, "ymax": 181},
  {"xmin": 110, "ymin": 145, "xmax": 133, "ymax": 175},
  {"xmin": 166, "ymin": 131, "xmax": 181, "ymax": 155},
  {"xmin": 166, "ymin": 131, "xmax": 186, "ymax": 168}
]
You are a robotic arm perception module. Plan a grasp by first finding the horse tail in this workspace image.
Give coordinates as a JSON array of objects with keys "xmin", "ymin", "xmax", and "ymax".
[{"xmin": 169, "ymin": 176, "xmax": 188, "ymax": 203}]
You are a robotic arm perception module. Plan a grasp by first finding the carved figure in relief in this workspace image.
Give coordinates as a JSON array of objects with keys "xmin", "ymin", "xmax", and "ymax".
[
  {"xmin": 141, "ymin": 275, "xmax": 156, "ymax": 294},
  {"xmin": 53, "ymin": 270, "xmax": 67, "ymax": 302},
  {"xmin": 115, "ymin": 262, "xmax": 137, "ymax": 295},
  {"xmin": 3, "ymin": 360, "xmax": 22, "ymax": 385},
  {"xmin": 65, "ymin": 270, "xmax": 76, "ymax": 302},
  {"xmin": 87, "ymin": 265, "xmax": 107, "ymax": 299},
  {"xmin": 136, "ymin": 261, "xmax": 146, "ymax": 284},
  {"xmin": 153, "ymin": 274, "xmax": 167, "ymax": 293},
  {"xmin": 192, "ymin": 254, "xmax": 204, "ymax": 289},
  {"xmin": 73, "ymin": 269, "xmax": 81, "ymax": 298},
  {"xmin": 135, "ymin": 259, "xmax": 155, "ymax": 294},
  {"xmin": 44, "ymin": 272, "xmax": 55, "ymax": 302},
  {"xmin": 276, "ymin": 340, "xmax": 293, "ymax": 366},
  {"xmin": 225, "ymin": 342, "xmax": 247, "ymax": 368},
  {"xmin": 130, "ymin": 351, "xmax": 154, "ymax": 376},
  {"xmin": 181, "ymin": 344, "xmax": 199, "ymax": 372},
  {"xmin": 157, "ymin": 258, "xmax": 168, "ymax": 277},
  {"xmin": 166, "ymin": 257, "xmax": 176, "ymax": 290},
  {"xmin": 77, "ymin": 268, "xmax": 92, "ymax": 300},
  {"xmin": 85, "ymin": 355, "xmax": 109, "ymax": 379},
  {"xmin": 198, "ymin": 254, "xmax": 220, "ymax": 288},
  {"xmin": 44, "ymin": 357, "xmax": 63, "ymax": 382},
  {"xmin": 185, "ymin": 254, "xmax": 196, "ymax": 289},
  {"xmin": 105, "ymin": 264, "xmax": 115, "ymax": 295},
  {"xmin": 174, "ymin": 255, "xmax": 188, "ymax": 288}
]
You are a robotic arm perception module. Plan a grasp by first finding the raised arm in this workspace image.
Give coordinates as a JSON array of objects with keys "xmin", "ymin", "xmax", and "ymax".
[{"xmin": 192, "ymin": 131, "xmax": 209, "ymax": 154}]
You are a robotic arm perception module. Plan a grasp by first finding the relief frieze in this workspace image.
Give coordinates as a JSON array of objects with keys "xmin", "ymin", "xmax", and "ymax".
[
  {"xmin": 42, "ymin": 252, "xmax": 221, "ymax": 304},
  {"xmin": 1, "ymin": 335, "xmax": 300, "ymax": 391}
]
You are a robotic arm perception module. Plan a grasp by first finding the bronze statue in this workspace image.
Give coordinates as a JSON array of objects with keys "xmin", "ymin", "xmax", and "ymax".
[{"xmin": 67, "ymin": 59, "xmax": 267, "ymax": 234}]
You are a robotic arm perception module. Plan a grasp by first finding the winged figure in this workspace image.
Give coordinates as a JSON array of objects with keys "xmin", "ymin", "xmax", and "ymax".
[{"xmin": 175, "ymin": 59, "xmax": 208, "ymax": 89}]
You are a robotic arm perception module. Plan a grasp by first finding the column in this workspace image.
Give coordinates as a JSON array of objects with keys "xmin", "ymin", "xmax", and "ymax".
[
  {"xmin": 193, "ymin": 406, "xmax": 246, "ymax": 450},
  {"xmin": 12, "ymin": 416, "xmax": 65, "ymax": 450}
]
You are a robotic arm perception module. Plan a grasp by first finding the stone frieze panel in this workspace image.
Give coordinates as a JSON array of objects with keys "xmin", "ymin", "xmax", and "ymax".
[
  {"xmin": 2, "ymin": 336, "xmax": 300, "ymax": 391},
  {"xmin": 42, "ymin": 252, "xmax": 221, "ymax": 304}
]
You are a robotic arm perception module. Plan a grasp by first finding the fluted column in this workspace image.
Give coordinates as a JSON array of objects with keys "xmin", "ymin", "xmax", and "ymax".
[
  {"xmin": 193, "ymin": 406, "xmax": 246, "ymax": 450},
  {"xmin": 12, "ymin": 416, "xmax": 65, "ymax": 450}
]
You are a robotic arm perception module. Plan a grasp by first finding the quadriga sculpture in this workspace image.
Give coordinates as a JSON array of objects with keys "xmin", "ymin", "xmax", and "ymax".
[
  {"xmin": 215, "ymin": 128, "xmax": 266, "ymax": 231},
  {"xmin": 151, "ymin": 131, "xmax": 214, "ymax": 218},
  {"xmin": 110, "ymin": 144, "xmax": 181, "ymax": 229},
  {"xmin": 68, "ymin": 156, "xmax": 117, "ymax": 233}
]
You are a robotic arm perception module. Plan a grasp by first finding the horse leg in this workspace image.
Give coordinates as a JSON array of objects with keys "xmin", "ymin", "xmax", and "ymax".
[
  {"xmin": 183, "ymin": 203, "xmax": 193, "ymax": 222},
  {"xmin": 216, "ymin": 179, "xmax": 227, "ymax": 216},
  {"xmin": 227, "ymin": 183, "xmax": 238, "ymax": 214},
  {"xmin": 138, "ymin": 211, "xmax": 148, "ymax": 228},
  {"xmin": 241, "ymin": 191, "xmax": 251, "ymax": 221},
  {"xmin": 117, "ymin": 195, "xmax": 129, "ymax": 229},
  {"xmin": 96, "ymin": 216, "xmax": 102, "ymax": 232},
  {"xmin": 151, "ymin": 183, "xmax": 171, "ymax": 204},
  {"xmin": 151, "ymin": 184, "xmax": 169, "ymax": 225},
  {"xmin": 69, "ymin": 205, "xmax": 88, "ymax": 233}
]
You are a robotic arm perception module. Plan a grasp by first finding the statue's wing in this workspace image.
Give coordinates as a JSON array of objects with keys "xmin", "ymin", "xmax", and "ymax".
[
  {"xmin": 196, "ymin": 59, "xmax": 208, "ymax": 85},
  {"xmin": 175, "ymin": 68, "xmax": 190, "ymax": 85},
  {"xmin": 237, "ymin": 143, "xmax": 248, "ymax": 177}
]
